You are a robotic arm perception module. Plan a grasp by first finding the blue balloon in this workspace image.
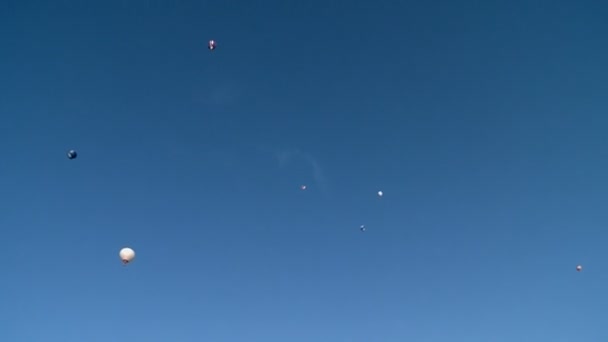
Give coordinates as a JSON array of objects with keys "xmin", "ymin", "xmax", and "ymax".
[{"xmin": 67, "ymin": 150, "xmax": 77, "ymax": 159}]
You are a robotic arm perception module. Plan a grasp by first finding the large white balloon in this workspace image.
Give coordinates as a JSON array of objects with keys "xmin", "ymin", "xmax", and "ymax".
[{"xmin": 119, "ymin": 247, "xmax": 135, "ymax": 264}]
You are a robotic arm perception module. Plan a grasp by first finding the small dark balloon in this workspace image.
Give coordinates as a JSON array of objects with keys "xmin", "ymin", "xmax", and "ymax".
[
  {"xmin": 360, "ymin": 225, "xmax": 366, "ymax": 232},
  {"xmin": 67, "ymin": 150, "xmax": 77, "ymax": 159}
]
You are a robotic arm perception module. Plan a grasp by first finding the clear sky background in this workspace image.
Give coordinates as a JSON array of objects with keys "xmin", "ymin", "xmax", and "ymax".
[{"xmin": 1, "ymin": 1, "xmax": 608, "ymax": 341}]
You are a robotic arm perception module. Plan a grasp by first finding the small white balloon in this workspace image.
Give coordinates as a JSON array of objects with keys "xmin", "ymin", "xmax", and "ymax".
[
  {"xmin": 301, "ymin": 185, "xmax": 307, "ymax": 190},
  {"xmin": 377, "ymin": 191, "xmax": 383, "ymax": 197},
  {"xmin": 119, "ymin": 247, "xmax": 136, "ymax": 265},
  {"xmin": 576, "ymin": 265, "xmax": 582, "ymax": 272}
]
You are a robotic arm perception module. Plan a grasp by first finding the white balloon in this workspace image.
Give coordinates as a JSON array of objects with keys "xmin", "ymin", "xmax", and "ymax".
[
  {"xmin": 377, "ymin": 191, "xmax": 383, "ymax": 197},
  {"xmin": 119, "ymin": 247, "xmax": 136, "ymax": 264}
]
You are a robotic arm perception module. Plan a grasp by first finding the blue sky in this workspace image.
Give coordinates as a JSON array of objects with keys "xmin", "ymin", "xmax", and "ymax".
[{"xmin": 1, "ymin": 1, "xmax": 608, "ymax": 341}]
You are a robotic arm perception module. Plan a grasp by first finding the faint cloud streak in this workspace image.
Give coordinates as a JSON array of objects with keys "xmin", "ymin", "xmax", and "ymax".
[
  {"xmin": 194, "ymin": 81, "xmax": 242, "ymax": 107},
  {"xmin": 269, "ymin": 147, "xmax": 330, "ymax": 193}
]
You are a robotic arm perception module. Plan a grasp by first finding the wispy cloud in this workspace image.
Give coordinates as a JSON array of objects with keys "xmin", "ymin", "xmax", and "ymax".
[
  {"xmin": 306, "ymin": 155, "xmax": 326, "ymax": 188},
  {"xmin": 193, "ymin": 81, "xmax": 242, "ymax": 107},
  {"xmin": 273, "ymin": 147, "xmax": 329, "ymax": 192}
]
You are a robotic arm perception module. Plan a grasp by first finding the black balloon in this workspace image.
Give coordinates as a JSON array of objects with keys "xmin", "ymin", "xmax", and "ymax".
[{"xmin": 67, "ymin": 150, "xmax": 77, "ymax": 159}]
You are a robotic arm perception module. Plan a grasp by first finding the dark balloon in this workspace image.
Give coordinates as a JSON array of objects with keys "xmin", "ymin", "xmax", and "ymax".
[{"xmin": 67, "ymin": 150, "xmax": 77, "ymax": 159}]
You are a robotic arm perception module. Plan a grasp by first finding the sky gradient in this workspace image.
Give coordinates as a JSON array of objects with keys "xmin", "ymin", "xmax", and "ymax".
[{"xmin": 2, "ymin": 1, "xmax": 608, "ymax": 341}]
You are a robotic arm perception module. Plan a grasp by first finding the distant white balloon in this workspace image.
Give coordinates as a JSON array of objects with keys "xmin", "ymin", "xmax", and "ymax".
[
  {"xmin": 119, "ymin": 247, "xmax": 135, "ymax": 265},
  {"xmin": 377, "ymin": 191, "xmax": 383, "ymax": 197},
  {"xmin": 576, "ymin": 265, "xmax": 582, "ymax": 272},
  {"xmin": 360, "ymin": 225, "xmax": 366, "ymax": 232},
  {"xmin": 301, "ymin": 185, "xmax": 307, "ymax": 190}
]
